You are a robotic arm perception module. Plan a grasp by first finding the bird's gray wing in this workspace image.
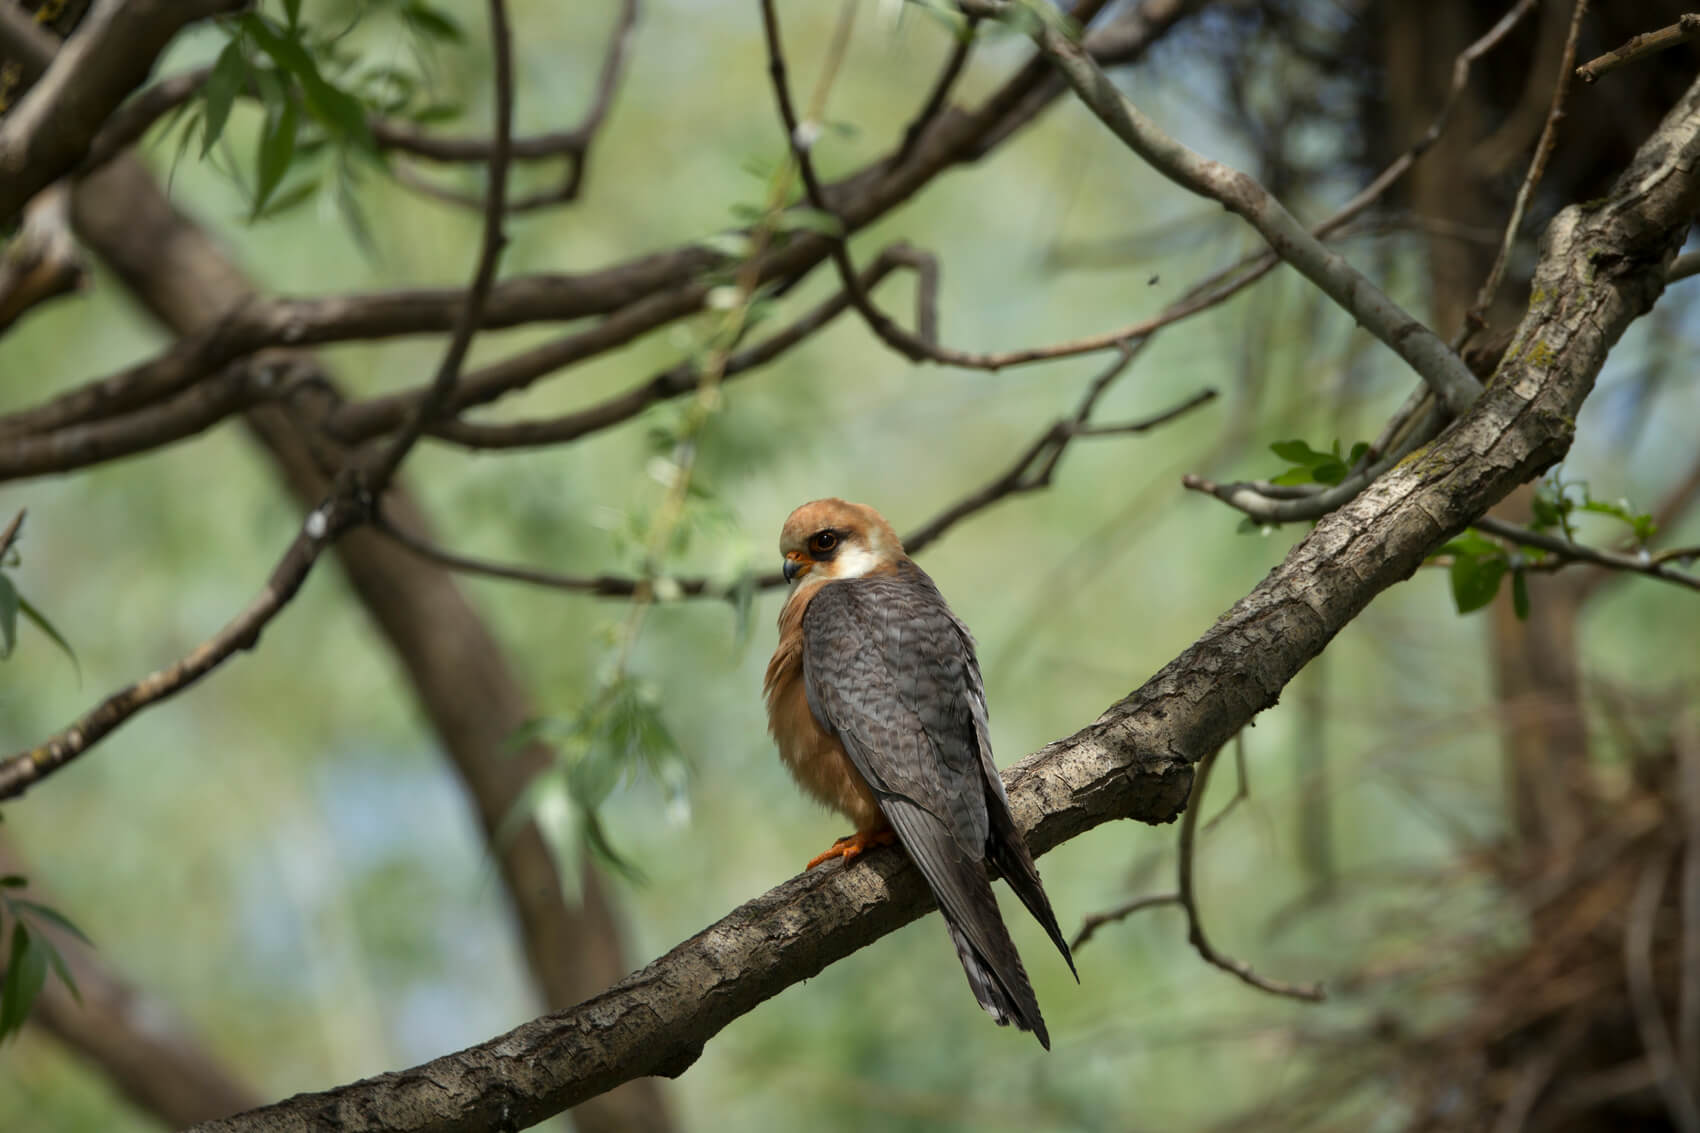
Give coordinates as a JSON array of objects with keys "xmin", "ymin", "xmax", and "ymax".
[
  {"xmin": 945, "ymin": 600, "xmax": 1077, "ymax": 978},
  {"xmin": 801, "ymin": 568, "xmax": 1052, "ymax": 1043}
]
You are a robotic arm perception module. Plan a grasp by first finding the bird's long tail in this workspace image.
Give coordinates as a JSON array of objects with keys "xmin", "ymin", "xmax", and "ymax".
[
  {"xmin": 945, "ymin": 910, "xmax": 1050, "ymax": 1048},
  {"xmin": 882, "ymin": 797, "xmax": 1052, "ymax": 1047}
]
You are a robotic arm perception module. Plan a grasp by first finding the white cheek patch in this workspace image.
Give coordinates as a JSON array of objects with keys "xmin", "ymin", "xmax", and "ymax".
[{"xmin": 831, "ymin": 544, "xmax": 880, "ymax": 579}]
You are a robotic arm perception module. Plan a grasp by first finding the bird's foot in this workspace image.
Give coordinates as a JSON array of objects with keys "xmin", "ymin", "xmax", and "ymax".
[{"xmin": 805, "ymin": 827, "xmax": 896, "ymax": 871}]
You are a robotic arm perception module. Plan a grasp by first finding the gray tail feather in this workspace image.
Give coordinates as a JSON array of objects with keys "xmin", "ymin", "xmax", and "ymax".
[
  {"xmin": 985, "ymin": 807, "xmax": 1077, "ymax": 981},
  {"xmin": 945, "ymin": 920, "xmax": 1051, "ymax": 1049}
]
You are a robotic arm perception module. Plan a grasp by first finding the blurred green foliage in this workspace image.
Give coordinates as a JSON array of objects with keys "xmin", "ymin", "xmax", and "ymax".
[{"xmin": 0, "ymin": 1, "xmax": 1697, "ymax": 1130}]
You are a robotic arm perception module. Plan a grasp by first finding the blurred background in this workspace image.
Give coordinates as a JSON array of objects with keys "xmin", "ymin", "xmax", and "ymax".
[{"xmin": 2, "ymin": 1, "xmax": 1699, "ymax": 1129}]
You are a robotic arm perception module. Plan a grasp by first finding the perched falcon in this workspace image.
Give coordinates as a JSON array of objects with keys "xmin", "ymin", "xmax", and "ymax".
[{"xmin": 764, "ymin": 498, "xmax": 1076, "ymax": 1047}]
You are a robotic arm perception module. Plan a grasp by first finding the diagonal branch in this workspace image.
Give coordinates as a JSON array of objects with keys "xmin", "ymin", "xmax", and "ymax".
[
  {"xmin": 362, "ymin": 0, "xmax": 514, "ymax": 491},
  {"xmin": 0, "ymin": 0, "xmax": 1196, "ymax": 444},
  {"xmin": 1577, "ymin": 13, "xmax": 1700, "ymax": 84},
  {"xmin": 0, "ymin": 0, "xmax": 515, "ymax": 802},
  {"xmin": 376, "ymin": 0, "xmax": 638, "ymax": 211},
  {"xmin": 190, "ymin": 72, "xmax": 1700, "ymax": 1132},
  {"xmin": 0, "ymin": 0, "xmax": 247, "ymax": 226},
  {"xmin": 976, "ymin": 1, "xmax": 1483, "ymax": 416}
]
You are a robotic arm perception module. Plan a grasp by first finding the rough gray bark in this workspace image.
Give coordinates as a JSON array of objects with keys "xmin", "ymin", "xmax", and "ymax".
[
  {"xmin": 0, "ymin": 0, "xmax": 245, "ymax": 224},
  {"xmin": 185, "ymin": 67, "xmax": 1700, "ymax": 1133}
]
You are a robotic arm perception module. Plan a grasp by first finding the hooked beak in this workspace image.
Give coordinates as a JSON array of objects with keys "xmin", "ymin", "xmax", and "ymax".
[{"xmin": 783, "ymin": 552, "xmax": 810, "ymax": 583}]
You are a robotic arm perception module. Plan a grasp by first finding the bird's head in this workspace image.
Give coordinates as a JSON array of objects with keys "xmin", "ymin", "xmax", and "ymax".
[{"xmin": 778, "ymin": 498, "xmax": 904, "ymax": 585}]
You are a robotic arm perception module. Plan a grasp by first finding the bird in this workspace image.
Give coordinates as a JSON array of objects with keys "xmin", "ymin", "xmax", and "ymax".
[{"xmin": 763, "ymin": 498, "xmax": 1076, "ymax": 1047}]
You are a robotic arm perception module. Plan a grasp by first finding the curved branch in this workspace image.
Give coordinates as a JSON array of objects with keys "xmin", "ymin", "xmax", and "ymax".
[
  {"xmin": 968, "ymin": 0, "xmax": 1484, "ymax": 415},
  {"xmin": 191, "ymin": 72, "xmax": 1700, "ymax": 1133},
  {"xmin": 0, "ymin": 0, "xmax": 1194, "ymax": 443},
  {"xmin": 362, "ymin": 0, "xmax": 515, "ymax": 490},
  {"xmin": 0, "ymin": 0, "xmax": 246, "ymax": 226},
  {"xmin": 374, "ymin": 0, "xmax": 639, "ymax": 211}
]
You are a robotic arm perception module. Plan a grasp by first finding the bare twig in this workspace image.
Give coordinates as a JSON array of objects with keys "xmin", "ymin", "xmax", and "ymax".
[
  {"xmin": 381, "ymin": 371, "xmax": 1216, "ymax": 600},
  {"xmin": 1179, "ymin": 740, "xmax": 1325, "ymax": 1002},
  {"xmin": 0, "ymin": 509, "xmax": 25, "ymax": 561},
  {"xmin": 965, "ymin": 0, "xmax": 1484, "ymax": 416},
  {"xmin": 1202, "ymin": 731, "xmax": 1249, "ymax": 834},
  {"xmin": 0, "ymin": 0, "xmax": 1193, "ymax": 447},
  {"xmin": 426, "ymin": 243, "xmax": 934, "ymax": 450},
  {"xmin": 1181, "ymin": 401, "xmax": 1449, "ymax": 525},
  {"xmin": 1577, "ymin": 13, "xmax": 1700, "ymax": 83},
  {"xmin": 1625, "ymin": 850, "xmax": 1700, "ymax": 1132},
  {"xmin": 375, "ymin": 509, "xmax": 779, "ymax": 597},
  {"xmin": 893, "ymin": 15, "xmax": 979, "ymax": 164},
  {"xmin": 0, "ymin": 493, "xmax": 362, "ymax": 801},
  {"xmin": 379, "ymin": 0, "xmax": 637, "ymax": 210},
  {"xmin": 1474, "ymin": 515, "xmax": 1700, "ymax": 595},
  {"xmin": 1070, "ymin": 893, "xmax": 1181, "ymax": 951},
  {"xmin": 1459, "ymin": 0, "xmax": 1589, "ymax": 347},
  {"xmin": 363, "ymin": 0, "xmax": 515, "ymax": 491}
]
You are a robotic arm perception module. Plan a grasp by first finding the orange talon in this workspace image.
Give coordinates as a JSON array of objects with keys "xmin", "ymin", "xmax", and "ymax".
[{"xmin": 805, "ymin": 827, "xmax": 897, "ymax": 871}]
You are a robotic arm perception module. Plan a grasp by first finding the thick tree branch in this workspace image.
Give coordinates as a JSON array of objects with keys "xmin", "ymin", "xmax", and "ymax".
[
  {"xmin": 191, "ymin": 70, "xmax": 1700, "ymax": 1133},
  {"xmin": 427, "ymin": 242, "xmax": 935, "ymax": 451},
  {"xmin": 0, "ymin": 0, "xmax": 247, "ymax": 226},
  {"xmin": 0, "ymin": 183, "xmax": 84, "ymax": 333}
]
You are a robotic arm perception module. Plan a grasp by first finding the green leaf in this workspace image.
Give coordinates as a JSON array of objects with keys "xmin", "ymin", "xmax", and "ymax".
[
  {"xmin": 1511, "ymin": 569, "xmax": 1530, "ymax": 621},
  {"xmin": 1530, "ymin": 492, "xmax": 1563, "ymax": 529},
  {"xmin": 0, "ymin": 573, "xmax": 17, "ymax": 659},
  {"xmin": 402, "ymin": 0, "xmax": 465, "ymax": 42},
  {"xmin": 253, "ymin": 174, "xmax": 320, "ymax": 219},
  {"xmin": 12, "ymin": 900, "xmax": 93, "ymax": 947},
  {"xmin": 1309, "ymin": 459, "xmax": 1349, "ymax": 485},
  {"xmin": 200, "ymin": 40, "xmax": 248, "ymax": 158},
  {"xmin": 17, "ymin": 597, "xmax": 78, "ymax": 679},
  {"xmin": 36, "ymin": 935, "xmax": 79, "ymax": 1006},
  {"xmin": 0, "ymin": 923, "xmax": 46, "ymax": 1041},
  {"xmin": 282, "ymin": 0, "xmax": 303, "ymax": 30},
  {"xmin": 1270, "ymin": 439, "xmax": 1329, "ymax": 466},
  {"xmin": 1347, "ymin": 441, "xmax": 1370, "ymax": 468},
  {"xmin": 252, "ymin": 94, "xmax": 299, "ymax": 219},
  {"xmin": 1450, "ymin": 551, "xmax": 1507, "ymax": 614},
  {"xmin": 581, "ymin": 809, "xmax": 646, "ymax": 884},
  {"xmin": 0, "ymin": 877, "xmax": 23, "ymax": 889},
  {"xmin": 1271, "ymin": 466, "xmax": 1317, "ymax": 487},
  {"xmin": 244, "ymin": 14, "xmax": 376, "ymax": 155},
  {"xmin": 1436, "ymin": 531, "xmax": 1500, "ymax": 561}
]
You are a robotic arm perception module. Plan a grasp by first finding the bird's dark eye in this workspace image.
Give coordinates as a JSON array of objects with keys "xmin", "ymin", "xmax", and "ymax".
[{"xmin": 808, "ymin": 530, "xmax": 838, "ymax": 556}]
